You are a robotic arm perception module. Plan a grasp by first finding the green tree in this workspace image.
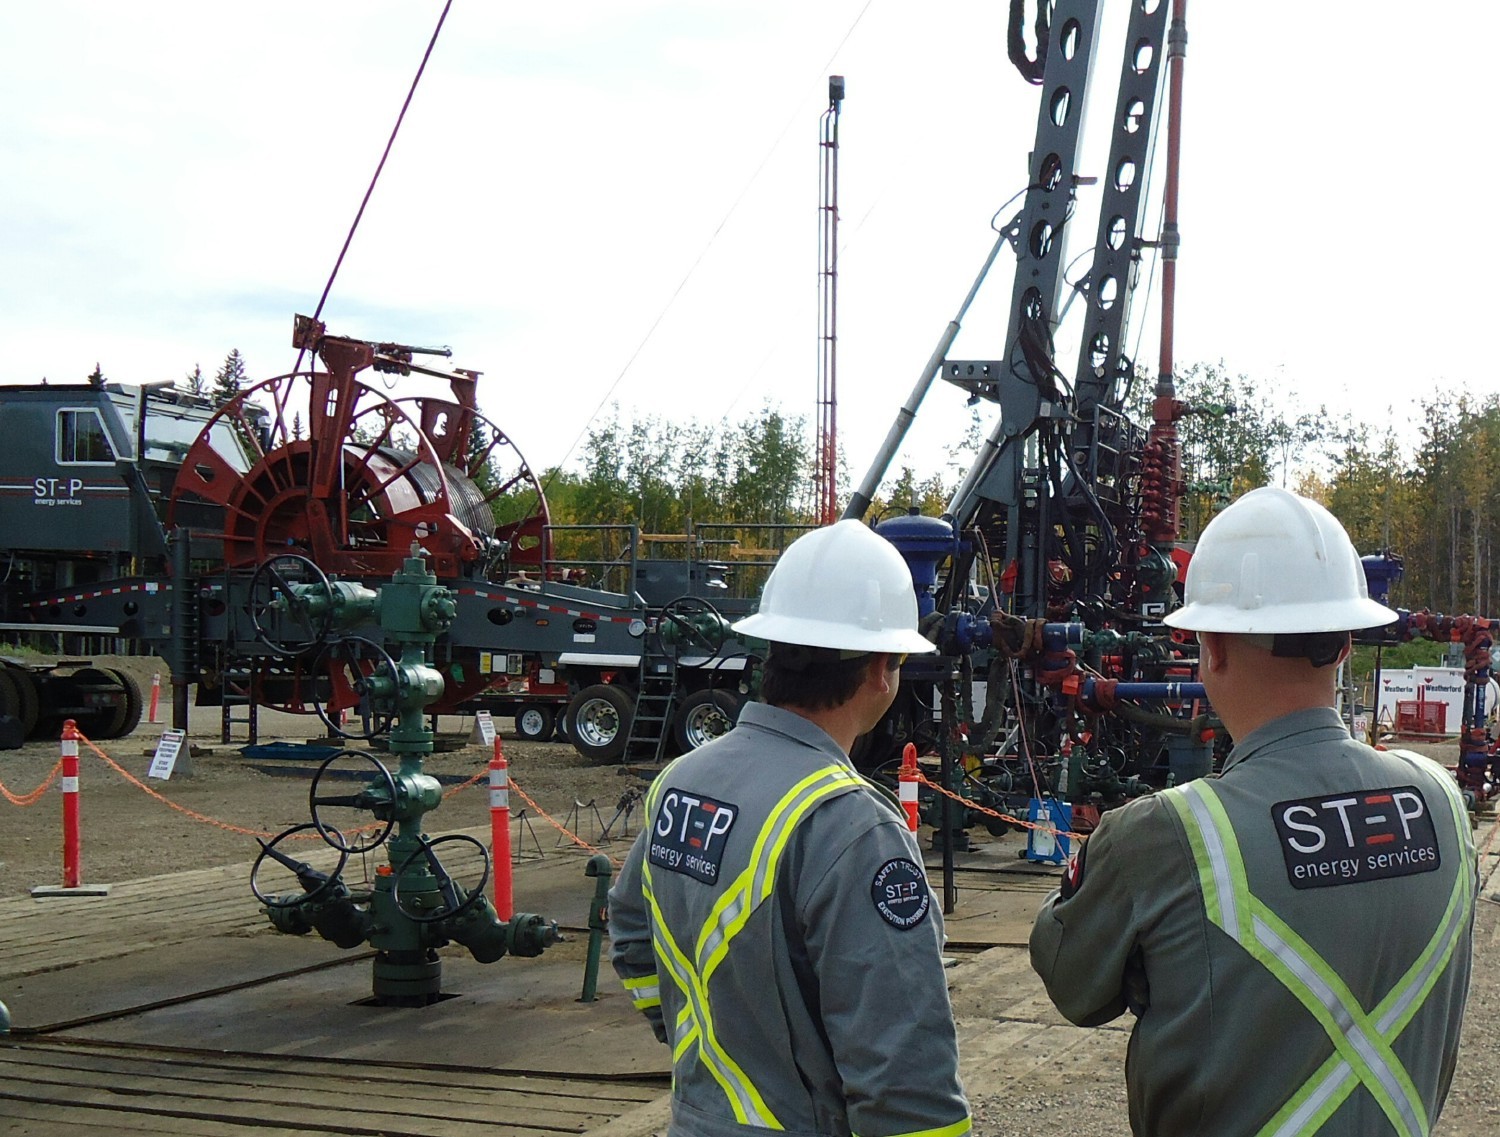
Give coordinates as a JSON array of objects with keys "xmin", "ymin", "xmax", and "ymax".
[
  {"xmin": 212, "ymin": 349, "xmax": 248, "ymax": 407},
  {"xmin": 181, "ymin": 363, "xmax": 207, "ymax": 399}
]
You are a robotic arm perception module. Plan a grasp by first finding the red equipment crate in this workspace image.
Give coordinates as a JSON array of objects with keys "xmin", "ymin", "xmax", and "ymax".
[{"xmin": 1395, "ymin": 699, "xmax": 1446, "ymax": 735}]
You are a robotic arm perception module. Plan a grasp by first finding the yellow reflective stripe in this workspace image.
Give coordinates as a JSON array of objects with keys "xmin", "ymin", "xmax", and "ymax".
[
  {"xmin": 673, "ymin": 1020, "xmax": 699, "ymax": 1064},
  {"xmin": 1182, "ymin": 784, "xmax": 1426, "ymax": 1137},
  {"xmin": 643, "ymin": 875, "xmax": 780, "ymax": 1128},
  {"xmin": 1250, "ymin": 903, "xmax": 1426, "ymax": 1137},
  {"xmin": 854, "ymin": 1115, "xmax": 974, "ymax": 1137},
  {"xmin": 1257, "ymin": 763, "xmax": 1476, "ymax": 1137},
  {"xmin": 638, "ymin": 760, "xmax": 864, "ymax": 1132},
  {"xmin": 696, "ymin": 765, "xmax": 863, "ymax": 982},
  {"xmin": 622, "ymin": 974, "xmax": 662, "ymax": 1010},
  {"xmin": 1170, "ymin": 783, "xmax": 1429, "ymax": 1137}
]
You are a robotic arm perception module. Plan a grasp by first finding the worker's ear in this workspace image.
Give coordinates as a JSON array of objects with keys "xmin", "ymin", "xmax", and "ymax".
[
  {"xmin": 1198, "ymin": 631, "xmax": 1227, "ymax": 674},
  {"xmin": 866, "ymin": 653, "xmax": 895, "ymax": 693}
]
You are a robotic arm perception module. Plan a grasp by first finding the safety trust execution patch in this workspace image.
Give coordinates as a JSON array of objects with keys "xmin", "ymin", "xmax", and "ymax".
[
  {"xmin": 1271, "ymin": 784, "xmax": 1441, "ymax": 890},
  {"xmin": 649, "ymin": 788, "xmax": 738, "ymax": 885},
  {"xmin": 871, "ymin": 858, "xmax": 932, "ymax": 929}
]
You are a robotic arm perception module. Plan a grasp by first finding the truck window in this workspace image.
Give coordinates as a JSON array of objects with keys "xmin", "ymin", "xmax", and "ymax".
[{"xmin": 58, "ymin": 409, "xmax": 115, "ymax": 464}]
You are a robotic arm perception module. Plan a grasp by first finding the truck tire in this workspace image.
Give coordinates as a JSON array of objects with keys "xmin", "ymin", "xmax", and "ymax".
[
  {"xmin": 103, "ymin": 668, "xmax": 144, "ymax": 738},
  {"xmin": 673, "ymin": 689, "xmax": 742, "ymax": 753},
  {"xmin": 566, "ymin": 684, "xmax": 633, "ymax": 763},
  {"xmin": 4, "ymin": 666, "xmax": 40, "ymax": 738},
  {"xmin": 514, "ymin": 705, "xmax": 555, "ymax": 742},
  {"xmin": 62, "ymin": 667, "xmax": 119, "ymax": 739}
]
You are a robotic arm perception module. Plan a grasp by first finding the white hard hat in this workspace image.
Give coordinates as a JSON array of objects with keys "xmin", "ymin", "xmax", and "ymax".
[
  {"xmin": 1163, "ymin": 486, "xmax": 1398, "ymax": 634},
  {"xmin": 732, "ymin": 520, "xmax": 937, "ymax": 654}
]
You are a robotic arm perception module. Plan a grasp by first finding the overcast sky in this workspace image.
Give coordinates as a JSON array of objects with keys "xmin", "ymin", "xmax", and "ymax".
[{"xmin": 1, "ymin": 1, "xmax": 1493, "ymax": 493}]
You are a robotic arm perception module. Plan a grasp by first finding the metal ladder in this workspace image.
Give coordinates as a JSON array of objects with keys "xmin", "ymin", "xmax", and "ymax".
[
  {"xmin": 625, "ymin": 649, "xmax": 678, "ymax": 763},
  {"xmin": 220, "ymin": 663, "xmax": 260, "ymax": 744}
]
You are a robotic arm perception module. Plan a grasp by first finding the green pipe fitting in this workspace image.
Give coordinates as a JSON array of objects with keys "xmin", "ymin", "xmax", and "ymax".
[{"xmin": 580, "ymin": 854, "xmax": 613, "ymax": 1002}]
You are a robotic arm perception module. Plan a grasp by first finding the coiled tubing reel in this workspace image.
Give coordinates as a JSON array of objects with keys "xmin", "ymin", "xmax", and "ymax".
[{"xmin": 166, "ymin": 314, "xmax": 550, "ymax": 715}]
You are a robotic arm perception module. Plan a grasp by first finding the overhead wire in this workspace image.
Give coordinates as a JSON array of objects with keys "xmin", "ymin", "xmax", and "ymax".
[
  {"xmin": 290, "ymin": 0, "xmax": 455, "ymax": 379},
  {"xmin": 542, "ymin": 0, "xmax": 877, "ymax": 497}
]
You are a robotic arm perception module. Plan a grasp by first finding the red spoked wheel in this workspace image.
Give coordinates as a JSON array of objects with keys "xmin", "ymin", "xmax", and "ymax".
[
  {"xmin": 396, "ymin": 398, "xmax": 549, "ymax": 572},
  {"xmin": 167, "ymin": 371, "xmax": 494, "ymax": 578}
]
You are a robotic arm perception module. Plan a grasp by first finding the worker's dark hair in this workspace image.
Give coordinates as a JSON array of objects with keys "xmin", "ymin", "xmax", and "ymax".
[
  {"xmin": 760, "ymin": 643, "xmax": 889, "ymax": 711},
  {"xmin": 1271, "ymin": 630, "xmax": 1351, "ymax": 669}
]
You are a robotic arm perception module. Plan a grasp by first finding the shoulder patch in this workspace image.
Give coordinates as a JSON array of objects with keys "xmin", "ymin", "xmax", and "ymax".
[
  {"xmin": 1271, "ymin": 784, "xmax": 1441, "ymax": 890},
  {"xmin": 1059, "ymin": 839, "xmax": 1089, "ymax": 900},
  {"xmin": 649, "ymin": 788, "xmax": 738, "ymax": 885},
  {"xmin": 870, "ymin": 858, "xmax": 931, "ymax": 930}
]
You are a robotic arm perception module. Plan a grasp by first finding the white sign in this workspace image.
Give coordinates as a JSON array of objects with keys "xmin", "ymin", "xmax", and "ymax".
[
  {"xmin": 147, "ymin": 729, "xmax": 187, "ymax": 780},
  {"xmin": 1373, "ymin": 667, "xmax": 1500, "ymax": 734},
  {"xmin": 474, "ymin": 709, "xmax": 496, "ymax": 747}
]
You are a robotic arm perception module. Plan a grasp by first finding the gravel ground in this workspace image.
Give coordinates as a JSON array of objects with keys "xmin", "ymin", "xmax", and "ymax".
[
  {"xmin": 0, "ymin": 655, "xmax": 641, "ymax": 896},
  {"xmin": 2, "ymin": 657, "xmax": 1496, "ymax": 1134}
]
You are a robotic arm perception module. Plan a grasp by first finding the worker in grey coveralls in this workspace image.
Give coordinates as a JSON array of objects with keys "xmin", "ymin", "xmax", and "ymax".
[
  {"xmin": 609, "ymin": 519, "xmax": 972, "ymax": 1137},
  {"xmin": 1030, "ymin": 486, "xmax": 1476, "ymax": 1137}
]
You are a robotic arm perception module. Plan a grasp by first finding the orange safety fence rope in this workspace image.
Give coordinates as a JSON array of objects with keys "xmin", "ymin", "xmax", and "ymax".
[
  {"xmin": 918, "ymin": 769, "xmax": 1500, "ymax": 862},
  {"xmin": 65, "ymin": 727, "xmax": 497, "ymax": 841},
  {"xmin": 78, "ymin": 731, "xmax": 300, "ymax": 840},
  {"xmin": 916, "ymin": 769, "xmax": 1086, "ymax": 843},
  {"xmin": 508, "ymin": 776, "xmax": 624, "ymax": 868},
  {"xmin": 0, "ymin": 759, "xmax": 64, "ymax": 807}
]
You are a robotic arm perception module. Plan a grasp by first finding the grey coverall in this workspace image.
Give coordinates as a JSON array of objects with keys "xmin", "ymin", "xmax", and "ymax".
[
  {"xmin": 1031, "ymin": 707, "xmax": 1476, "ymax": 1136},
  {"xmin": 609, "ymin": 701, "xmax": 972, "ymax": 1137}
]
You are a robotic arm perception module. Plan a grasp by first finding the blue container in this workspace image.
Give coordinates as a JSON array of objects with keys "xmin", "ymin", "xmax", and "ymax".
[{"xmin": 1026, "ymin": 797, "xmax": 1072, "ymax": 865}]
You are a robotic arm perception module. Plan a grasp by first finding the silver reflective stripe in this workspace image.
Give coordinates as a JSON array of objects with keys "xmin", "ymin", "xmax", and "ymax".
[
  {"xmin": 1268, "ymin": 1065, "xmax": 1350, "ymax": 1137},
  {"xmin": 1377, "ymin": 891, "xmax": 1465, "ymax": 1034},
  {"xmin": 1183, "ymin": 786, "xmax": 1239, "ymax": 934},
  {"xmin": 624, "ymin": 976, "xmax": 660, "ymax": 1006},
  {"xmin": 1175, "ymin": 782, "xmax": 1434, "ymax": 1137},
  {"xmin": 1251, "ymin": 913, "xmax": 1423, "ymax": 1137},
  {"xmin": 696, "ymin": 766, "xmax": 861, "ymax": 979},
  {"xmin": 649, "ymin": 912, "xmax": 774, "ymax": 1127}
]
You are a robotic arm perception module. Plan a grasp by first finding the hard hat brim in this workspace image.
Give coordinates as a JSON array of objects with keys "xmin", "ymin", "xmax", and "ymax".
[
  {"xmin": 1162, "ymin": 595, "xmax": 1399, "ymax": 635},
  {"xmin": 732, "ymin": 611, "xmax": 937, "ymax": 655}
]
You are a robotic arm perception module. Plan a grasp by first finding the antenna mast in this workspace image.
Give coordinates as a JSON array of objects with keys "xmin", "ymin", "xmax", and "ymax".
[{"xmin": 815, "ymin": 76, "xmax": 845, "ymax": 526}]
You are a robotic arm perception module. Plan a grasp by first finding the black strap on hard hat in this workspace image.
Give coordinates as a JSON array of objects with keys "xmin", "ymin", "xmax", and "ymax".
[
  {"xmin": 1271, "ymin": 631, "xmax": 1349, "ymax": 669},
  {"xmin": 765, "ymin": 642, "xmax": 873, "ymax": 672}
]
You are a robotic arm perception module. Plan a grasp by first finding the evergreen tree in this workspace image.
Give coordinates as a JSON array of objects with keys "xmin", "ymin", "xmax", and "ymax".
[
  {"xmin": 212, "ymin": 349, "xmax": 248, "ymax": 407},
  {"xmin": 182, "ymin": 363, "xmax": 207, "ymax": 399}
]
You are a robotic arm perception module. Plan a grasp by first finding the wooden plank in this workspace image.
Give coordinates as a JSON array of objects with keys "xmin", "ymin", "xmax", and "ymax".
[
  {"xmin": 0, "ymin": 1065, "xmax": 626, "ymax": 1133},
  {"xmin": 1, "ymin": 1047, "xmax": 649, "ymax": 1120},
  {"xmin": 0, "ymin": 1096, "xmax": 319, "ymax": 1135},
  {"xmin": 17, "ymin": 1039, "xmax": 658, "ymax": 1103},
  {"xmin": 0, "ymin": 1066, "xmax": 627, "ymax": 1136},
  {"xmin": 2, "ymin": 935, "xmax": 361, "ymax": 1032}
]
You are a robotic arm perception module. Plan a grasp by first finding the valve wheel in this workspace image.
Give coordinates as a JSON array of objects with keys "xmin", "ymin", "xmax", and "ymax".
[
  {"xmin": 391, "ymin": 833, "xmax": 491, "ymax": 924},
  {"xmin": 248, "ymin": 553, "xmax": 336, "ymax": 657},
  {"xmin": 308, "ymin": 749, "xmax": 398, "ymax": 853},
  {"xmin": 312, "ymin": 637, "xmax": 400, "ymax": 741},
  {"xmin": 251, "ymin": 823, "xmax": 351, "ymax": 908},
  {"xmin": 655, "ymin": 596, "xmax": 727, "ymax": 660}
]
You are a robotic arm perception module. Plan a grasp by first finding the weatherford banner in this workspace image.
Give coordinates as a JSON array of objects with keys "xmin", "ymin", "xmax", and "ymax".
[{"xmin": 1373, "ymin": 667, "xmax": 1500, "ymax": 734}]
